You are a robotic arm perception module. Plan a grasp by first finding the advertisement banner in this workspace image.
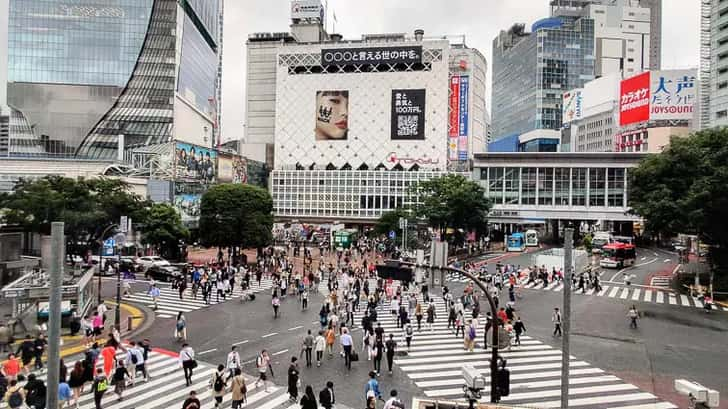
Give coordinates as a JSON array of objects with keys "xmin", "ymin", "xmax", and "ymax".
[
  {"xmin": 174, "ymin": 182, "xmax": 207, "ymax": 227},
  {"xmin": 391, "ymin": 89, "xmax": 426, "ymax": 140},
  {"xmin": 291, "ymin": 0, "xmax": 324, "ymax": 20},
  {"xmin": 217, "ymin": 153, "xmax": 248, "ymax": 184},
  {"xmin": 175, "ymin": 142, "xmax": 217, "ymax": 182},
  {"xmin": 458, "ymin": 76, "xmax": 469, "ymax": 161},
  {"xmin": 649, "ymin": 69, "xmax": 697, "ymax": 121},
  {"xmin": 619, "ymin": 71, "xmax": 651, "ymax": 126},
  {"xmin": 448, "ymin": 77, "xmax": 460, "ymax": 138},
  {"xmin": 321, "ymin": 46, "xmax": 422, "ymax": 67},
  {"xmin": 315, "ymin": 90, "xmax": 349, "ymax": 140},
  {"xmin": 562, "ymin": 89, "xmax": 583, "ymax": 124}
]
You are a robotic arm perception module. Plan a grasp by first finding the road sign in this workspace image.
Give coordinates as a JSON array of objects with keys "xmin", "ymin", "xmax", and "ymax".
[
  {"xmin": 103, "ymin": 238, "xmax": 115, "ymax": 248},
  {"xmin": 120, "ymin": 216, "xmax": 129, "ymax": 233},
  {"xmin": 389, "ymin": 230, "xmax": 396, "ymax": 239}
]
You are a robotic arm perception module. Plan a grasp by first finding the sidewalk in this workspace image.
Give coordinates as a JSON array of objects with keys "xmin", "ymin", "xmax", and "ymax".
[{"xmin": 2, "ymin": 300, "xmax": 148, "ymax": 364}]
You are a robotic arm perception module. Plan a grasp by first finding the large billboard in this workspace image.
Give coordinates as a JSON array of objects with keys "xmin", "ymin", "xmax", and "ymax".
[
  {"xmin": 562, "ymin": 89, "xmax": 583, "ymax": 124},
  {"xmin": 391, "ymin": 89, "xmax": 426, "ymax": 140},
  {"xmin": 315, "ymin": 90, "xmax": 349, "ymax": 140},
  {"xmin": 448, "ymin": 76, "xmax": 460, "ymax": 161},
  {"xmin": 457, "ymin": 76, "xmax": 470, "ymax": 161},
  {"xmin": 175, "ymin": 142, "xmax": 217, "ymax": 182},
  {"xmin": 174, "ymin": 182, "xmax": 206, "ymax": 227},
  {"xmin": 291, "ymin": 0, "xmax": 324, "ymax": 20},
  {"xmin": 321, "ymin": 46, "xmax": 422, "ymax": 67},
  {"xmin": 619, "ymin": 71, "xmax": 651, "ymax": 126},
  {"xmin": 218, "ymin": 153, "xmax": 248, "ymax": 184},
  {"xmin": 650, "ymin": 69, "xmax": 697, "ymax": 121}
]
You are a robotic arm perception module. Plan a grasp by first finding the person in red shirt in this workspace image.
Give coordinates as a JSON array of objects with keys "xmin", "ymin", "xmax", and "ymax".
[
  {"xmin": 2, "ymin": 353, "xmax": 20, "ymax": 381},
  {"xmin": 497, "ymin": 307, "xmax": 508, "ymax": 324}
]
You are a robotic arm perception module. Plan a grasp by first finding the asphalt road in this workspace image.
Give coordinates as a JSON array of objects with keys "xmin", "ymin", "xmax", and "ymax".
[{"xmin": 109, "ymin": 245, "xmax": 726, "ymax": 409}]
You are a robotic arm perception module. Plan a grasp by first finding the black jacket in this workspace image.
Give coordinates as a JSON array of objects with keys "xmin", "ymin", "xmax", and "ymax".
[{"xmin": 319, "ymin": 387, "xmax": 334, "ymax": 409}]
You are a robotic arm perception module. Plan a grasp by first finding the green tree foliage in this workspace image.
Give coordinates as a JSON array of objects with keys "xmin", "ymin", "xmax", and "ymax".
[
  {"xmin": 629, "ymin": 128, "xmax": 728, "ymax": 283},
  {"xmin": 411, "ymin": 174, "xmax": 491, "ymax": 241},
  {"xmin": 374, "ymin": 208, "xmax": 410, "ymax": 236},
  {"xmin": 199, "ymin": 184, "xmax": 273, "ymax": 250},
  {"xmin": 140, "ymin": 203, "xmax": 189, "ymax": 259}
]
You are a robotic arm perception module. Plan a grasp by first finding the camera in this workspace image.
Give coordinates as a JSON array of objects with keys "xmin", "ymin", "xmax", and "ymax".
[{"xmin": 462, "ymin": 365, "xmax": 486, "ymax": 391}]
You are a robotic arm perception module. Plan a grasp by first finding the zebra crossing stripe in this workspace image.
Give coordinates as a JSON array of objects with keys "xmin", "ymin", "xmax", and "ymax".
[
  {"xmin": 619, "ymin": 287, "xmax": 630, "ymax": 299},
  {"xmin": 422, "ymin": 374, "xmax": 621, "ymax": 396},
  {"xmin": 692, "ymin": 297, "xmax": 703, "ymax": 308},
  {"xmin": 521, "ymin": 392, "xmax": 660, "ymax": 408},
  {"xmin": 644, "ymin": 289, "xmax": 653, "ymax": 302},
  {"xmin": 606, "ymin": 403, "xmax": 677, "ymax": 409},
  {"xmin": 656, "ymin": 291, "xmax": 665, "ymax": 303},
  {"xmin": 415, "ymin": 367, "xmax": 603, "ymax": 388},
  {"xmin": 407, "ymin": 361, "xmax": 592, "ymax": 380},
  {"xmin": 608, "ymin": 286, "xmax": 620, "ymax": 298},
  {"xmin": 631, "ymin": 289, "xmax": 641, "ymax": 301},
  {"xmin": 598, "ymin": 286, "xmax": 609, "ymax": 296},
  {"xmin": 668, "ymin": 294, "xmax": 677, "ymax": 305},
  {"xmin": 679, "ymin": 294, "xmax": 690, "ymax": 306}
]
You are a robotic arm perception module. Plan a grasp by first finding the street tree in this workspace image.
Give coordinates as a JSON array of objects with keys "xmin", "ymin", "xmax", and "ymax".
[
  {"xmin": 140, "ymin": 203, "xmax": 189, "ymax": 260},
  {"xmin": 411, "ymin": 174, "xmax": 490, "ymax": 244},
  {"xmin": 199, "ymin": 183, "xmax": 273, "ymax": 254},
  {"xmin": 374, "ymin": 207, "xmax": 410, "ymax": 236},
  {"xmin": 629, "ymin": 128, "xmax": 728, "ymax": 286}
]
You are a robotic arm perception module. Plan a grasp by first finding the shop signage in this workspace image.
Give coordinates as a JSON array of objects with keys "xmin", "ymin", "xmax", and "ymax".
[{"xmin": 321, "ymin": 46, "xmax": 422, "ymax": 67}]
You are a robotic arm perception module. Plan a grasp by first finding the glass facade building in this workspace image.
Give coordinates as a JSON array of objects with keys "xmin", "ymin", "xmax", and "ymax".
[
  {"xmin": 492, "ymin": 17, "xmax": 595, "ymax": 141},
  {"xmin": 3, "ymin": 0, "xmax": 221, "ymax": 159}
]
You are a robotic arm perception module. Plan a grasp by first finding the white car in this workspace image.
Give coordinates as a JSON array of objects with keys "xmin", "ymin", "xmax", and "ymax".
[{"xmin": 137, "ymin": 256, "xmax": 171, "ymax": 269}]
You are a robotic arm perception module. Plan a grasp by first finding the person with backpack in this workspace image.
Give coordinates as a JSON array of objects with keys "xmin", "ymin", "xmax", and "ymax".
[
  {"xmin": 230, "ymin": 368, "xmax": 247, "ymax": 409},
  {"xmin": 175, "ymin": 312, "xmax": 187, "ymax": 342},
  {"xmin": 364, "ymin": 371, "xmax": 381, "ymax": 401},
  {"xmin": 254, "ymin": 350, "xmax": 272, "ymax": 392},
  {"xmin": 385, "ymin": 334, "xmax": 397, "ymax": 375},
  {"xmin": 4, "ymin": 379, "xmax": 25, "ymax": 409},
  {"xmin": 464, "ymin": 320, "xmax": 477, "ymax": 352},
  {"xmin": 210, "ymin": 364, "xmax": 227, "ymax": 408},
  {"xmin": 92, "ymin": 368, "xmax": 108, "ymax": 409},
  {"xmin": 383, "ymin": 389, "xmax": 405, "ymax": 409},
  {"xmin": 112, "ymin": 360, "xmax": 130, "ymax": 401},
  {"xmin": 23, "ymin": 373, "xmax": 46, "ymax": 409}
]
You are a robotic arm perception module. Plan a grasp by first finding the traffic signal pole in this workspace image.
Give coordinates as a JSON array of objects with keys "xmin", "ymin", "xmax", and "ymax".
[{"xmin": 398, "ymin": 261, "xmax": 501, "ymax": 402}]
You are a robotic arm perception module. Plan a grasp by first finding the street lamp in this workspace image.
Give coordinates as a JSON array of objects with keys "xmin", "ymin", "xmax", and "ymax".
[
  {"xmin": 97, "ymin": 224, "xmax": 118, "ymax": 305},
  {"xmin": 397, "ymin": 261, "xmax": 503, "ymax": 403}
]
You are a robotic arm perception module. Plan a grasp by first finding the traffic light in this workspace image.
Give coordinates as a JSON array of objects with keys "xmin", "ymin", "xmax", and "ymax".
[
  {"xmin": 376, "ymin": 261, "xmax": 413, "ymax": 281},
  {"xmin": 496, "ymin": 368, "xmax": 510, "ymax": 397}
]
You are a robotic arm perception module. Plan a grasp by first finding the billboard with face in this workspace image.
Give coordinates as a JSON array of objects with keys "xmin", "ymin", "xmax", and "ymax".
[
  {"xmin": 315, "ymin": 90, "xmax": 349, "ymax": 140},
  {"xmin": 175, "ymin": 142, "xmax": 217, "ymax": 182}
]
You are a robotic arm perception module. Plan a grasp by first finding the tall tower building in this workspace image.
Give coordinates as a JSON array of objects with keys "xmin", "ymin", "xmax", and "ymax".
[
  {"xmin": 706, "ymin": 0, "xmax": 728, "ymax": 128},
  {"xmin": 3, "ymin": 0, "xmax": 222, "ymax": 159},
  {"xmin": 640, "ymin": 0, "xmax": 662, "ymax": 70}
]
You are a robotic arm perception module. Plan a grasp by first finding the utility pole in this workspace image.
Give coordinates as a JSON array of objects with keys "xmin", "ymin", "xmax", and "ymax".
[
  {"xmin": 46, "ymin": 222, "xmax": 64, "ymax": 409},
  {"xmin": 561, "ymin": 227, "xmax": 574, "ymax": 409}
]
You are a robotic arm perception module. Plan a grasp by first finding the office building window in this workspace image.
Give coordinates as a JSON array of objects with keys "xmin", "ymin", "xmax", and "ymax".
[
  {"xmin": 572, "ymin": 168, "xmax": 587, "ymax": 206},
  {"xmin": 589, "ymin": 168, "xmax": 606, "ymax": 207},
  {"xmin": 555, "ymin": 168, "xmax": 570, "ymax": 206},
  {"xmin": 488, "ymin": 167, "xmax": 505, "ymax": 205},
  {"xmin": 607, "ymin": 168, "xmax": 625, "ymax": 207},
  {"xmin": 538, "ymin": 168, "xmax": 553, "ymax": 205},
  {"xmin": 504, "ymin": 168, "xmax": 520, "ymax": 205},
  {"xmin": 521, "ymin": 168, "xmax": 537, "ymax": 205}
]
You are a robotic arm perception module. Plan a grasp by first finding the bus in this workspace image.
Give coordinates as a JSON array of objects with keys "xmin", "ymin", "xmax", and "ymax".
[
  {"xmin": 525, "ymin": 230, "xmax": 539, "ymax": 247},
  {"xmin": 599, "ymin": 242, "xmax": 636, "ymax": 268},
  {"xmin": 507, "ymin": 233, "xmax": 526, "ymax": 252}
]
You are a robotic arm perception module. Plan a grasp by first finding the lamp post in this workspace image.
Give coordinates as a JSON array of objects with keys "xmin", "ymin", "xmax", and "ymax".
[
  {"xmin": 97, "ymin": 224, "xmax": 118, "ymax": 305},
  {"xmin": 398, "ymin": 261, "xmax": 502, "ymax": 403}
]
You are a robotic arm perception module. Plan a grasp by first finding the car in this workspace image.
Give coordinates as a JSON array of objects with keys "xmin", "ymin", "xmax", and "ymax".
[
  {"xmin": 145, "ymin": 265, "xmax": 182, "ymax": 283},
  {"xmin": 137, "ymin": 256, "xmax": 171, "ymax": 269}
]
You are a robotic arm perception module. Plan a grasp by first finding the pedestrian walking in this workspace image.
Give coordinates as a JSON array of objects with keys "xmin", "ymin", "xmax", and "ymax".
[
  {"xmin": 23, "ymin": 373, "xmax": 46, "ymax": 409},
  {"xmin": 324, "ymin": 326, "xmax": 336, "ymax": 358},
  {"xmin": 372, "ymin": 338, "xmax": 384, "ymax": 374},
  {"xmin": 226, "ymin": 346, "xmax": 241, "ymax": 380},
  {"xmin": 181, "ymin": 390, "xmax": 201, "ymax": 409},
  {"xmin": 254, "ymin": 350, "xmax": 272, "ymax": 392},
  {"xmin": 300, "ymin": 385, "xmax": 317, "ymax": 409},
  {"xmin": 385, "ymin": 334, "xmax": 396, "ymax": 374},
  {"xmin": 383, "ymin": 390, "xmax": 405, "ymax": 409},
  {"xmin": 340, "ymin": 328, "xmax": 354, "ymax": 370},
  {"xmin": 319, "ymin": 381, "xmax": 335, "ymax": 409},
  {"xmin": 552, "ymin": 307, "xmax": 562, "ymax": 336},
  {"xmin": 272, "ymin": 294, "xmax": 281, "ymax": 318},
  {"xmin": 101, "ymin": 343, "xmax": 116, "ymax": 380},
  {"xmin": 112, "ymin": 360, "xmax": 130, "ymax": 401},
  {"xmin": 230, "ymin": 368, "xmax": 247, "ymax": 409},
  {"xmin": 628, "ymin": 305, "xmax": 639, "ymax": 329},
  {"xmin": 179, "ymin": 344, "xmax": 196, "ymax": 387},
  {"xmin": 287, "ymin": 357, "xmax": 300, "ymax": 401},
  {"xmin": 68, "ymin": 361, "xmax": 85, "ymax": 407},
  {"xmin": 403, "ymin": 320, "xmax": 413, "ymax": 350},
  {"xmin": 4, "ymin": 379, "xmax": 25, "ymax": 409},
  {"xmin": 364, "ymin": 371, "xmax": 381, "ymax": 400},
  {"xmin": 302, "ymin": 330, "xmax": 314, "ymax": 367},
  {"xmin": 210, "ymin": 364, "xmax": 227, "ymax": 408},
  {"xmin": 414, "ymin": 302, "xmax": 423, "ymax": 331},
  {"xmin": 148, "ymin": 284, "xmax": 160, "ymax": 310},
  {"xmin": 92, "ymin": 368, "xmax": 108, "ymax": 409},
  {"xmin": 426, "ymin": 302, "xmax": 436, "ymax": 331},
  {"xmin": 33, "ymin": 333, "xmax": 47, "ymax": 372},
  {"xmin": 513, "ymin": 316, "xmax": 526, "ymax": 346},
  {"xmin": 314, "ymin": 331, "xmax": 325, "ymax": 367},
  {"xmin": 17, "ymin": 335, "xmax": 35, "ymax": 376},
  {"xmin": 175, "ymin": 312, "xmax": 187, "ymax": 342}
]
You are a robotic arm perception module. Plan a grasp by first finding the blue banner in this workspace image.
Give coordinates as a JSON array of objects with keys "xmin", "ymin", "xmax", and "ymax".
[{"xmin": 458, "ymin": 76, "xmax": 469, "ymax": 161}]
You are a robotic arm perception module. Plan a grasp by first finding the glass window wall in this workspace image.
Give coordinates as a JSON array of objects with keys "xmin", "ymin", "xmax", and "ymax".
[
  {"xmin": 572, "ymin": 168, "xmax": 587, "ymax": 206},
  {"xmin": 589, "ymin": 168, "xmax": 606, "ymax": 207},
  {"xmin": 538, "ymin": 168, "xmax": 553, "ymax": 205},
  {"xmin": 488, "ymin": 167, "xmax": 504, "ymax": 205},
  {"xmin": 555, "ymin": 168, "xmax": 570, "ymax": 206},
  {"xmin": 504, "ymin": 168, "xmax": 520, "ymax": 205},
  {"xmin": 521, "ymin": 168, "xmax": 537, "ymax": 205},
  {"xmin": 607, "ymin": 168, "xmax": 625, "ymax": 207}
]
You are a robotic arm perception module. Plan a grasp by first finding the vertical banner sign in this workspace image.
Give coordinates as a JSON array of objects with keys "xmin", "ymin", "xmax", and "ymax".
[
  {"xmin": 391, "ymin": 89, "xmax": 426, "ymax": 140},
  {"xmin": 458, "ymin": 76, "xmax": 470, "ymax": 161},
  {"xmin": 619, "ymin": 71, "xmax": 651, "ymax": 126},
  {"xmin": 448, "ymin": 77, "xmax": 460, "ymax": 160}
]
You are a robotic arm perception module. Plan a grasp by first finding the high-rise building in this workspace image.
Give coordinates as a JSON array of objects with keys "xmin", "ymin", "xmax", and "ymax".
[
  {"xmin": 3, "ymin": 0, "xmax": 221, "ymax": 159},
  {"xmin": 491, "ymin": 17, "xmax": 595, "ymax": 141},
  {"xmin": 705, "ymin": 0, "xmax": 728, "ymax": 127},
  {"xmin": 640, "ymin": 0, "xmax": 662, "ymax": 70}
]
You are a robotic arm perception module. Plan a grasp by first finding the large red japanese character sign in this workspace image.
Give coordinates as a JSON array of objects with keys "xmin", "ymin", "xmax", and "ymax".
[{"xmin": 619, "ymin": 72, "xmax": 651, "ymax": 126}]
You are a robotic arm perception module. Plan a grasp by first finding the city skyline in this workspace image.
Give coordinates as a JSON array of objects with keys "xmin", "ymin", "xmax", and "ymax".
[{"xmin": 221, "ymin": 0, "xmax": 700, "ymax": 143}]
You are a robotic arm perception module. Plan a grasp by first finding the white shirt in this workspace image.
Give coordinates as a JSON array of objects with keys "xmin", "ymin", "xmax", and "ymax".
[
  {"xmin": 383, "ymin": 397, "xmax": 403, "ymax": 409},
  {"xmin": 226, "ymin": 351, "xmax": 241, "ymax": 369},
  {"xmin": 179, "ymin": 347, "xmax": 195, "ymax": 363},
  {"xmin": 97, "ymin": 304, "xmax": 108, "ymax": 316},
  {"xmin": 314, "ymin": 335, "xmax": 326, "ymax": 351}
]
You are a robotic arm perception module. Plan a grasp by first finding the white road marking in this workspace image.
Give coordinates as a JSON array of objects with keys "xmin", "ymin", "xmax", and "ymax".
[
  {"xmin": 640, "ymin": 257, "xmax": 646, "ymax": 261},
  {"xmin": 668, "ymin": 294, "xmax": 677, "ymax": 305},
  {"xmin": 288, "ymin": 325, "xmax": 303, "ymax": 331},
  {"xmin": 198, "ymin": 348, "xmax": 217, "ymax": 355},
  {"xmin": 663, "ymin": 259, "xmax": 671, "ymax": 263},
  {"xmin": 620, "ymin": 287, "xmax": 630, "ymax": 299},
  {"xmin": 631, "ymin": 289, "xmax": 641, "ymax": 301},
  {"xmin": 272, "ymin": 349, "xmax": 289, "ymax": 356},
  {"xmin": 608, "ymin": 286, "xmax": 620, "ymax": 298},
  {"xmin": 643, "ymin": 289, "xmax": 653, "ymax": 302},
  {"xmin": 656, "ymin": 291, "xmax": 665, "ymax": 303},
  {"xmin": 692, "ymin": 297, "xmax": 703, "ymax": 308},
  {"xmin": 262, "ymin": 332, "xmax": 278, "ymax": 338},
  {"xmin": 232, "ymin": 339, "xmax": 249, "ymax": 346},
  {"xmin": 679, "ymin": 294, "xmax": 690, "ymax": 306}
]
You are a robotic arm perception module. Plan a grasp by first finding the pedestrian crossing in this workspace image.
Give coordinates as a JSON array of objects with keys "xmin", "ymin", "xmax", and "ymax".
[
  {"xmin": 518, "ymin": 280, "xmax": 728, "ymax": 312},
  {"xmin": 354, "ymin": 296, "xmax": 677, "ymax": 409},
  {"xmin": 1, "ymin": 347, "xmax": 300, "ymax": 409},
  {"xmin": 124, "ymin": 278, "xmax": 275, "ymax": 318}
]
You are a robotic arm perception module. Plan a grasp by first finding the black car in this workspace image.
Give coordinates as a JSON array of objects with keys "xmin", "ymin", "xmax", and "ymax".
[{"xmin": 145, "ymin": 265, "xmax": 182, "ymax": 282}]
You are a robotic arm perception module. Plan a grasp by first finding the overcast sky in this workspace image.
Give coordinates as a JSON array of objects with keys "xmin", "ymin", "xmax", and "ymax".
[{"xmin": 220, "ymin": 0, "xmax": 700, "ymax": 142}]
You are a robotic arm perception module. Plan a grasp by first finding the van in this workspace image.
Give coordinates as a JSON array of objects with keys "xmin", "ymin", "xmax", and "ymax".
[{"xmin": 591, "ymin": 232, "xmax": 613, "ymax": 254}]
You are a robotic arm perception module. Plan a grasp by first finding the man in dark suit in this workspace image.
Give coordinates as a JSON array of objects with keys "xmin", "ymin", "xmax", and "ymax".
[{"xmin": 319, "ymin": 381, "xmax": 335, "ymax": 409}]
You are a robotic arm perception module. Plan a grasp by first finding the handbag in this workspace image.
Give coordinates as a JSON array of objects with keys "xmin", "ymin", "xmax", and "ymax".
[
  {"xmin": 190, "ymin": 360, "xmax": 198, "ymax": 369},
  {"xmin": 350, "ymin": 351, "xmax": 359, "ymax": 362}
]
